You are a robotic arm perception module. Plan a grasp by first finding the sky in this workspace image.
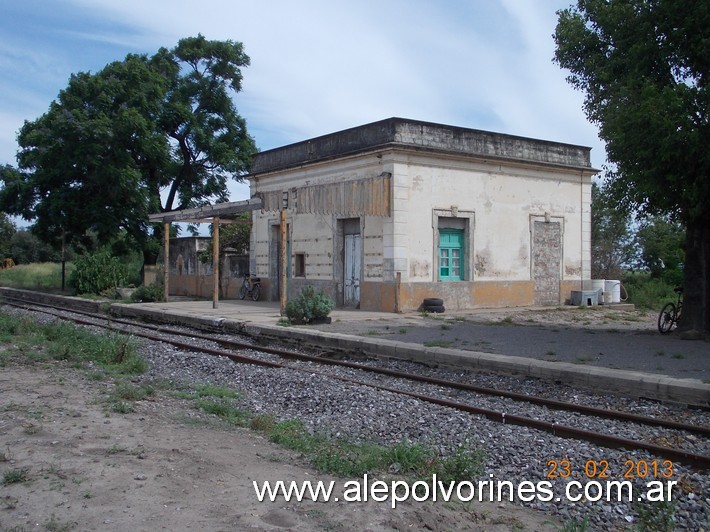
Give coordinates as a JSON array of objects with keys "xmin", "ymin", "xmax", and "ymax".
[{"xmin": 0, "ymin": 0, "xmax": 604, "ymax": 209}]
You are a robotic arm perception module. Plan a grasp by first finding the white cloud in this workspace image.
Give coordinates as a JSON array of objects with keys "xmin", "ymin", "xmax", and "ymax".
[{"xmin": 1, "ymin": 0, "xmax": 605, "ymax": 179}]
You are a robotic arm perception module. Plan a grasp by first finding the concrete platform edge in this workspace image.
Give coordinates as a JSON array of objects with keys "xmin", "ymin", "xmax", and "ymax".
[
  {"xmin": 1, "ymin": 288, "xmax": 707, "ymax": 406},
  {"xmin": 106, "ymin": 301, "xmax": 709, "ymax": 406}
]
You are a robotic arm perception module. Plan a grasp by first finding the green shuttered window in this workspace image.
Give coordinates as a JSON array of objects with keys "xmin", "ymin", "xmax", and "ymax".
[{"xmin": 439, "ymin": 229, "xmax": 464, "ymax": 281}]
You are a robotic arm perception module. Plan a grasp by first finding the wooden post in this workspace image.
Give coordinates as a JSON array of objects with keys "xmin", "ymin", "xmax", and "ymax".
[
  {"xmin": 280, "ymin": 209, "xmax": 287, "ymax": 315},
  {"xmin": 163, "ymin": 222, "xmax": 170, "ymax": 303},
  {"xmin": 213, "ymin": 217, "xmax": 220, "ymax": 309},
  {"xmin": 395, "ymin": 271, "xmax": 401, "ymax": 313}
]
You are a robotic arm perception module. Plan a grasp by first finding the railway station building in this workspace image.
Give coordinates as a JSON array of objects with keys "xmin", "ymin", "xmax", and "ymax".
[{"xmin": 246, "ymin": 117, "xmax": 597, "ymax": 312}]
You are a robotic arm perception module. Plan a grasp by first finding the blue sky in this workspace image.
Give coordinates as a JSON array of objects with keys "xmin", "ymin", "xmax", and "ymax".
[{"xmin": 0, "ymin": 0, "xmax": 603, "ymax": 205}]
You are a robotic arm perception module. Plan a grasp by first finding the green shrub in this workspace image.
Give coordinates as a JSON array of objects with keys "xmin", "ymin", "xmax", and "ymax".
[
  {"xmin": 285, "ymin": 286, "xmax": 334, "ymax": 324},
  {"xmin": 129, "ymin": 283, "xmax": 164, "ymax": 303},
  {"xmin": 622, "ymin": 272, "xmax": 678, "ymax": 309},
  {"xmin": 69, "ymin": 249, "xmax": 128, "ymax": 295}
]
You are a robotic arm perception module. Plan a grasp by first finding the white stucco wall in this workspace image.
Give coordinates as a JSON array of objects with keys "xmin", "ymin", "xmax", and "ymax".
[{"xmin": 385, "ymin": 152, "xmax": 589, "ymax": 284}]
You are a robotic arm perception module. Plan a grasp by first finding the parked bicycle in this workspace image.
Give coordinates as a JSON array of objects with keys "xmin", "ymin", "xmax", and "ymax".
[
  {"xmin": 657, "ymin": 286, "xmax": 683, "ymax": 334},
  {"xmin": 239, "ymin": 273, "xmax": 261, "ymax": 301}
]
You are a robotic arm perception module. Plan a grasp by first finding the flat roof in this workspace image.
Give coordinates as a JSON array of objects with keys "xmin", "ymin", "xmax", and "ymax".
[{"xmin": 249, "ymin": 117, "xmax": 595, "ymax": 176}]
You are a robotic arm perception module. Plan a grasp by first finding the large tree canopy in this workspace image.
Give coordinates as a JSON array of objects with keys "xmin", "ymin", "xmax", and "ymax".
[
  {"xmin": 0, "ymin": 35, "xmax": 256, "ymax": 256},
  {"xmin": 554, "ymin": 0, "xmax": 710, "ymax": 334}
]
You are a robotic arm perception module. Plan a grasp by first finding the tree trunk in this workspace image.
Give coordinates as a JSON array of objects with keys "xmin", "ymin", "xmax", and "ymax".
[{"xmin": 680, "ymin": 215, "xmax": 710, "ymax": 336}]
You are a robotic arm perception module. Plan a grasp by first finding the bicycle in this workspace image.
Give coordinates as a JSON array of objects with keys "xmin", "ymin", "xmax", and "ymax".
[
  {"xmin": 657, "ymin": 286, "xmax": 683, "ymax": 334},
  {"xmin": 239, "ymin": 273, "xmax": 261, "ymax": 301}
]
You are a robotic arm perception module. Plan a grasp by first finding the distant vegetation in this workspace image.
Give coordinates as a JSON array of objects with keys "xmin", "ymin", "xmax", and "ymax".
[{"xmin": 0, "ymin": 263, "xmax": 71, "ymax": 292}]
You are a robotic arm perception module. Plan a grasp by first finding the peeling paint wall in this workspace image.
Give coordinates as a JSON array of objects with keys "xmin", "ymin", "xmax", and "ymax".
[{"xmin": 248, "ymin": 122, "xmax": 595, "ymax": 311}]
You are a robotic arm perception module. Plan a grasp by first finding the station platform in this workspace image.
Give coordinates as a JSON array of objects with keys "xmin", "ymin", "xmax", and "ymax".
[
  {"xmin": 109, "ymin": 297, "xmax": 710, "ymax": 406},
  {"xmin": 1, "ymin": 287, "xmax": 707, "ymax": 406}
]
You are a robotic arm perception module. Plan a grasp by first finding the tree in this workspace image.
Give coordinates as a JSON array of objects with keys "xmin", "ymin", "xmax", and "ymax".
[
  {"xmin": 0, "ymin": 35, "xmax": 256, "ymax": 263},
  {"xmin": 554, "ymin": 1, "xmax": 710, "ymax": 335},
  {"xmin": 0, "ymin": 213, "xmax": 15, "ymax": 260},
  {"xmin": 635, "ymin": 216, "xmax": 685, "ymax": 286},
  {"xmin": 591, "ymin": 182, "xmax": 635, "ymax": 279}
]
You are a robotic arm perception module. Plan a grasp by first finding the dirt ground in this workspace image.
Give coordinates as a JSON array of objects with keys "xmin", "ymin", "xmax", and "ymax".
[{"xmin": 0, "ymin": 354, "xmax": 562, "ymax": 531}]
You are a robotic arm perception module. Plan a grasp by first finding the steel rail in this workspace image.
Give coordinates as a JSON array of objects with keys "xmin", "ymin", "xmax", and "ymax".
[
  {"xmin": 2, "ymin": 294, "xmax": 709, "ymax": 436},
  {"xmin": 2, "ymin": 296, "xmax": 709, "ymax": 470}
]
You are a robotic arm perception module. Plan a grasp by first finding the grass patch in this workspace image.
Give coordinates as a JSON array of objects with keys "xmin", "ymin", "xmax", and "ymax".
[
  {"xmin": 398, "ymin": 327, "xmax": 408, "ymax": 334},
  {"xmin": 110, "ymin": 382, "xmax": 155, "ymax": 402},
  {"xmin": 0, "ymin": 262, "xmax": 73, "ymax": 291},
  {"xmin": 0, "ymin": 310, "xmax": 146, "ymax": 375},
  {"xmin": 3, "ymin": 467, "xmax": 30, "ymax": 485},
  {"xmin": 110, "ymin": 401, "xmax": 135, "ymax": 414},
  {"xmin": 423, "ymin": 340, "xmax": 453, "ymax": 348},
  {"xmin": 176, "ymin": 383, "xmax": 246, "ymax": 425},
  {"xmin": 252, "ymin": 417, "xmax": 485, "ymax": 481}
]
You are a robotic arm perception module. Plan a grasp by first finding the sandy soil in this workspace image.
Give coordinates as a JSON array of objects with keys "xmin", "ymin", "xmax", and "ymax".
[{"xmin": 0, "ymin": 354, "xmax": 561, "ymax": 531}]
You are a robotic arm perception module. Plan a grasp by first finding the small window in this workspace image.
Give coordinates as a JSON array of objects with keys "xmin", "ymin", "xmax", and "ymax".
[
  {"xmin": 294, "ymin": 253, "xmax": 306, "ymax": 277},
  {"xmin": 439, "ymin": 229, "xmax": 464, "ymax": 281}
]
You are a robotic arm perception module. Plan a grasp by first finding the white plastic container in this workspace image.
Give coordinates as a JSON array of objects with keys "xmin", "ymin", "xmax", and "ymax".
[
  {"xmin": 592, "ymin": 279, "xmax": 606, "ymax": 304},
  {"xmin": 605, "ymin": 280, "xmax": 621, "ymax": 303}
]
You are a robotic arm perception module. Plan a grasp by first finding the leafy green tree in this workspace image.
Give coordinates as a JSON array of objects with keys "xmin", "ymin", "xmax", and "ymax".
[
  {"xmin": 554, "ymin": 1, "xmax": 710, "ymax": 334},
  {"xmin": 0, "ymin": 35, "xmax": 256, "ymax": 264},
  {"xmin": 635, "ymin": 216, "xmax": 685, "ymax": 286},
  {"xmin": 591, "ymin": 182, "xmax": 635, "ymax": 279},
  {"xmin": 9, "ymin": 229, "xmax": 61, "ymax": 264},
  {"xmin": 0, "ymin": 213, "xmax": 15, "ymax": 260}
]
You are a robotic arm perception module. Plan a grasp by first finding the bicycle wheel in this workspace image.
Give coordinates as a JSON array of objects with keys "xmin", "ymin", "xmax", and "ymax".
[
  {"xmin": 239, "ymin": 285, "xmax": 247, "ymax": 300},
  {"xmin": 657, "ymin": 303, "xmax": 676, "ymax": 334},
  {"xmin": 251, "ymin": 285, "xmax": 261, "ymax": 301}
]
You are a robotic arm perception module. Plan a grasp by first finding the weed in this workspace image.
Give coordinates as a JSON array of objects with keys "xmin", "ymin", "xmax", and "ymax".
[
  {"xmin": 423, "ymin": 340, "xmax": 453, "ymax": 348},
  {"xmin": 110, "ymin": 382, "xmax": 154, "ymax": 402},
  {"xmin": 23, "ymin": 422, "xmax": 42, "ymax": 435},
  {"xmin": 110, "ymin": 401, "xmax": 134, "ymax": 414},
  {"xmin": 398, "ymin": 328, "xmax": 408, "ymax": 334},
  {"xmin": 364, "ymin": 329, "xmax": 382, "ymax": 336},
  {"xmin": 671, "ymin": 353, "xmax": 685, "ymax": 360},
  {"xmin": 655, "ymin": 351, "xmax": 666, "ymax": 357},
  {"xmin": 45, "ymin": 514, "xmax": 76, "ymax": 532},
  {"xmin": 501, "ymin": 316, "xmax": 514, "ymax": 324},
  {"xmin": 194, "ymin": 399, "xmax": 247, "ymax": 425},
  {"xmin": 634, "ymin": 499, "xmax": 677, "ymax": 531},
  {"xmin": 276, "ymin": 318, "xmax": 291, "ymax": 327},
  {"xmin": 107, "ymin": 444, "xmax": 127, "ymax": 455},
  {"xmin": 562, "ymin": 516, "xmax": 590, "ymax": 531},
  {"xmin": 3, "ymin": 467, "xmax": 30, "ymax": 485},
  {"xmin": 0, "ymin": 310, "xmax": 147, "ymax": 375},
  {"xmin": 573, "ymin": 356, "xmax": 591, "ymax": 364},
  {"xmin": 545, "ymin": 351, "xmax": 557, "ymax": 357},
  {"xmin": 2, "ymin": 495, "xmax": 19, "ymax": 509},
  {"xmin": 193, "ymin": 384, "xmax": 240, "ymax": 399},
  {"xmin": 440, "ymin": 323, "xmax": 451, "ymax": 330},
  {"xmin": 250, "ymin": 414, "xmax": 276, "ymax": 432},
  {"xmin": 255, "ymin": 418, "xmax": 486, "ymax": 482},
  {"xmin": 435, "ymin": 444, "xmax": 486, "ymax": 483}
]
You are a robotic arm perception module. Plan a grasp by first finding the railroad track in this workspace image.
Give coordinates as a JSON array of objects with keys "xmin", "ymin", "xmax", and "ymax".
[{"xmin": 2, "ymin": 294, "xmax": 709, "ymax": 470}]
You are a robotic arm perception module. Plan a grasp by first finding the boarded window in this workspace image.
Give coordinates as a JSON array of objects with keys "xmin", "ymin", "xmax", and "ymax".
[{"xmin": 295, "ymin": 253, "xmax": 306, "ymax": 278}]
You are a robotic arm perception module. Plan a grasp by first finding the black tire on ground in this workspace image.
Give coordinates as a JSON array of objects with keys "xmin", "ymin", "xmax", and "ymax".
[
  {"xmin": 423, "ymin": 297, "xmax": 444, "ymax": 307},
  {"xmin": 423, "ymin": 304, "xmax": 445, "ymax": 313}
]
